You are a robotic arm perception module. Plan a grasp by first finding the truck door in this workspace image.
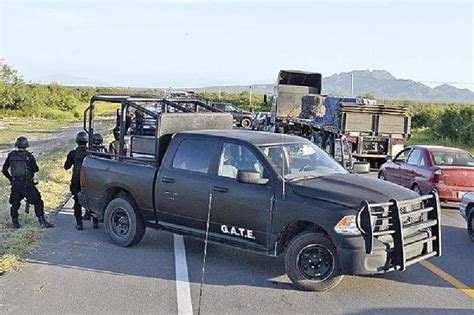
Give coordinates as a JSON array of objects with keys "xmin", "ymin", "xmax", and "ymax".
[
  {"xmin": 155, "ymin": 138, "xmax": 218, "ymax": 231},
  {"xmin": 209, "ymin": 142, "xmax": 274, "ymax": 250}
]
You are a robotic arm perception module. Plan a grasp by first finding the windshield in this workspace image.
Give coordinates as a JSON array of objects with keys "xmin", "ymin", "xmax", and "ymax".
[
  {"xmin": 259, "ymin": 141, "xmax": 347, "ymax": 181},
  {"xmin": 226, "ymin": 104, "xmax": 238, "ymax": 112},
  {"xmin": 431, "ymin": 151, "xmax": 474, "ymax": 167}
]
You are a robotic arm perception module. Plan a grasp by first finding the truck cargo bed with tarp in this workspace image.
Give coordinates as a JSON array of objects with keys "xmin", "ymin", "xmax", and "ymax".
[{"xmin": 270, "ymin": 70, "xmax": 411, "ymax": 167}]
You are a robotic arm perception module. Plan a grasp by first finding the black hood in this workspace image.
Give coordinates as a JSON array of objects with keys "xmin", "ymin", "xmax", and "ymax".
[{"xmin": 290, "ymin": 173, "xmax": 418, "ymax": 210}]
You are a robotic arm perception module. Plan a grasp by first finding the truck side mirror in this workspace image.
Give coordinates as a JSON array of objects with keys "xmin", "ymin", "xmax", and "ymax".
[{"xmin": 236, "ymin": 170, "xmax": 269, "ymax": 185}]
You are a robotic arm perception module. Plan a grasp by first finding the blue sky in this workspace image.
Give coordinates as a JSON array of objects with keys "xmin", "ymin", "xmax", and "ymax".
[{"xmin": 0, "ymin": 0, "xmax": 472, "ymax": 89}]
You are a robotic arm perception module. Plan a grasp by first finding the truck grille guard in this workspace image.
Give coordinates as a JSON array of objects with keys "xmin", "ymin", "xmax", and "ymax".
[{"xmin": 356, "ymin": 192, "xmax": 442, "ymax": 271}]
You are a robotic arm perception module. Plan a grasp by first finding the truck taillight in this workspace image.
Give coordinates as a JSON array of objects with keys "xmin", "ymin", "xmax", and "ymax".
[
  {"xmin": 80, "ymin": 167, "xmax": 86, "ymax": 188},
  {"xmin": 345, "ymin": 135, "xmax": 359, "ymax": 143},
  {"xmin": 433, "ymin": 169, "xmax": 443, "ymax": 183}
]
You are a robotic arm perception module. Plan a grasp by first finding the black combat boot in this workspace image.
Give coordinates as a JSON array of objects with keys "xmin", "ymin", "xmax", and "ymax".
[
  {"xmin": 82, "ymin": 210, "xmax": 91, "ymax": 221},
  {"xmin": 76, "ymin": 217, "xmax": 83, "ymax": 231},
  {"xmin": 38, "ymin": 215, "xmax": 54, "ymax": 228},
  {"xmin": 12, "ymin": 217, "xmax": 21, "ymax": 229},
  {"xmin": 92, "ymin": 217, "xmax": 99, "ymax": 229}
]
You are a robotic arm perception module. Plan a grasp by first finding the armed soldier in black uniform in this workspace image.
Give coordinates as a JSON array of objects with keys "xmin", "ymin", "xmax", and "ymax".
[
  {"xmin": 2, "ymin": 136, "xmax": 53, "ymax": 229},
  {"xmin": 108, "ymin": 127, "xmax": 128, "ymax": 156},
  {"xmin": 64, "ymin": 131, "xmax": 98, "ymax": 230},
  {"xmin": 90, "ymin": 133, "xmax": 107, "ymax": 153}
]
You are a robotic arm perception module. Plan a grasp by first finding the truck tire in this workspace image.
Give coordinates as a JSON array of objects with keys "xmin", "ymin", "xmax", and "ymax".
[
  {"xmin": 323, "ymin": 137, "xmax": 333, "ymax": 155},
  {"xmin": 311, "ymin": 132, "xmax": 322, "ymax": 147},
  {"xmin": 240, "ymin": 118, "xmax": 252, "ymax": 129},
  {"xmin": 104, "ymin": 196, "xmax": 146, "ymax": 247},
  {"xmin": 412, "ymin": 184, "xmax": 422, "ymax": 195},
  {"xmin": 467, "ymin": 208, "xmax": 474, "ymax": 242},
  {"xmin": 285, "ymin": 232, "xmax": 343, "ymax": 291}
]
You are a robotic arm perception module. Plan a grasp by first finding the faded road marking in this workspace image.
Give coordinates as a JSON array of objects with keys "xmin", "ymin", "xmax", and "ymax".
[
  {"xmin": 420, "ymin": 260, "xmax": 474, "ymax": 299},
  {"xmin": 174, "ymin": 234, "xmax": 193, "ymax": 314}
]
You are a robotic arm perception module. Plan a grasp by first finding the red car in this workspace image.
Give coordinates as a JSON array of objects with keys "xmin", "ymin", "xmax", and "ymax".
[{"xmin": 379, "ymin": 145, "xmax": 474, "ymax": 202}]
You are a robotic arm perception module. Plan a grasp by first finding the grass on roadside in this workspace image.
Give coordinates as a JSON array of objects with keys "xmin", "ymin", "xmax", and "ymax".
[
  {"xmin": 0, "ymin": 145, "xmax": 75, "ymax": 272},
  {"xmin": 408, "ymin": 128, "xmax": 474, "ymax": 154}
]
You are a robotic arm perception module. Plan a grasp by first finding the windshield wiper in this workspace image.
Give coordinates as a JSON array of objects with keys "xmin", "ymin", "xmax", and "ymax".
[{"xmin": 287, "ymin": 175, "xmax": 320, "ymax": 183}]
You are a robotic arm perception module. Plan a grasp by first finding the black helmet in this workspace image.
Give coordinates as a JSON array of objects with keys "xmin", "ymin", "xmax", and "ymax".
[
  {"xmin": 15, "ymin": 136, "xmax": 29, "ymax": 149},
  {"xmin": 92, "ymin": 133, "xmax": 103, "ymax": 145},
  {"xmin": 75, "ymin": 131, "xmax": 88, "ymax": 144}
]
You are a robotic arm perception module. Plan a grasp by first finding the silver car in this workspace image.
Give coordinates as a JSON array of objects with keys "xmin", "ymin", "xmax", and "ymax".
[{"xmin": 460, "ymin": 191, "xmax": 474, "ymax": 241}]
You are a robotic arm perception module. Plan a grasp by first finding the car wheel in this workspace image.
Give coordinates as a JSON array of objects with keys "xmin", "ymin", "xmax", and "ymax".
[
  {"xmin": 467, "ymin": 208, "xmax": 474, "ymax": 242},
  {"xmin": 241, "ymin": 118, "xmax": 252, "ymax": 129},
  {"xmin": 104, "ymin": 196, "xmax": 146, "ymax": 247},
  {"xmin": 378, "ymin": 171, "xmax": 386, "ymax": 180},
  {"xmin": 412, "ymin": 184, "xmax": 422, "ymax": 195},
  {"xmin": 285, "ymin": 232, "xmax": 343, "ymax": 291}
]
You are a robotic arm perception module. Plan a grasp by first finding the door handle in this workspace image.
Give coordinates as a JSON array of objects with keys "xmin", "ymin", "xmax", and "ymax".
[
  {"xmin": 162, "ymin": 177, "xmax": 175, "ymax": 183},
  {"xmin": 212, "ymin": 186, "xmax": 229, "ymax": 193}
]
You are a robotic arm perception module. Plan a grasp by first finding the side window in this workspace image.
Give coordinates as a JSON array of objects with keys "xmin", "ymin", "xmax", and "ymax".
[
  {"xmin": 394, "ymin": 148, "xmax": 411, "ymax": 163},
  {"xmin": 407, "ymin": 149, "xmax": 421, "ymax": 166},
  {"xmin": 172, "ymin": 139, "xmax": 214, "ymax": 174},
  {"xmin": 218, "ymin": 143, "xmax": 264, "ymax": 179},
  {"xmin": 418, "ymin": 153, "xmax": 426, "ymax": 167}
]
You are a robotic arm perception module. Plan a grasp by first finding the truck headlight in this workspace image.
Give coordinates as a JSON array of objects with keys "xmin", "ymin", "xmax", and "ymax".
[{"xmin": 334, "ymin": 215, "xmax": 361, "ymax": 235}]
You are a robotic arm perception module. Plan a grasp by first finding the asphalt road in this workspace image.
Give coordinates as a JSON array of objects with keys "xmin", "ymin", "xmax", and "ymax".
[{"xmin": 1, "ymin": 175, "xmax": 473, "ymax": 314}]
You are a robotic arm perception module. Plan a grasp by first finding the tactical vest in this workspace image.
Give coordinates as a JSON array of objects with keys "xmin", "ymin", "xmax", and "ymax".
[
  {"xmin": 92, "ymin": 145, "xmax": 107, "ymax": 153},
  {"xmin": 9, "ymin": 151, "xmax": 33, "ymax": 182},
  {"xmin": 72, "ymin": 146, "xmax": 88, "ymax": 182}
]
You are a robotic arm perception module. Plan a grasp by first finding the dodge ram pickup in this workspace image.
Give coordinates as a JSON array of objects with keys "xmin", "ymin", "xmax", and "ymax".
[{"xmin": 78, "ymin": 95, "xmax": 442, "ymax": 291}]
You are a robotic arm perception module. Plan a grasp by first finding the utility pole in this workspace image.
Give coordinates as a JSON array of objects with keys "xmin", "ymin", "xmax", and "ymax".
[
  {"xmin": 249, "ymin": 85, "xmax": 252, "ymax": 110},
  {"xmin": 218, "ymin": 88, "xmax": 221, "ymax": 100},
  {"xmin": 351, "ymin": 73, "xmax": 354, "ymax": 97}
]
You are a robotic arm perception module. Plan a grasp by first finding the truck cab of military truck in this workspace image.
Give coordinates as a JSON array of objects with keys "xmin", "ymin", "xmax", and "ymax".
[{"xmin": 79, "ymin": 95, "xmax": 441, "ymax": 292}]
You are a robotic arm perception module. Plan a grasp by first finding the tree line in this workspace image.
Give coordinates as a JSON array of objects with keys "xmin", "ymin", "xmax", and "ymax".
[{"xmin": 409, "ymin": 104, "xmax": 473, "ymax": 147}]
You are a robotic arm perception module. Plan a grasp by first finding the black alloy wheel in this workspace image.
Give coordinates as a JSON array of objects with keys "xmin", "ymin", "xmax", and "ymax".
[{"xmin": 297, "ymin": 244, "xmax": 335, "ymax": 282}]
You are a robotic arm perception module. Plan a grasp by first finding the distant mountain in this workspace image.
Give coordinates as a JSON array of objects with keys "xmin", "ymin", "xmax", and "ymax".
[{"xmin": 193, "ymin": 70, "xmax": 474, "ymax": 104}]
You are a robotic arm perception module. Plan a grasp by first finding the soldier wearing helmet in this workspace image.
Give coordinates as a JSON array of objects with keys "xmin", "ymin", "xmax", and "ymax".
[
  {"xmin": 90, "ymin": 133, "xmax": 107, "ymax": 154},
  {"xmin": 108, "ymin": 127, "xmax": 128, "ymax": 156},
  {"xmin": 64, "ymin": 131, "xmax": 98, "ymax": 230},
  {"xmin": 2, "ymin": 136, "xmax": 53, "ymax": 229}
]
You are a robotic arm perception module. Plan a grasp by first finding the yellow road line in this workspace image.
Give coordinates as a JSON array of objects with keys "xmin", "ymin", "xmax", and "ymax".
[{"xmin": 420, "ymin": 260, "xmax": 474, "ymax": 299}]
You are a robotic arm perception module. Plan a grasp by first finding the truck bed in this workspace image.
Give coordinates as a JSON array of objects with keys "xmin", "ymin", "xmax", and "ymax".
[{"xmin": 81, "ymin": 155, "xmax": 159, "ymax": 222}]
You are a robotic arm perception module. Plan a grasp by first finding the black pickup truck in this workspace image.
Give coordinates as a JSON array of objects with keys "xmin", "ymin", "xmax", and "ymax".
[{"xmin": 79, "ymin": 95, "xmax": 442, "ymax": 291}]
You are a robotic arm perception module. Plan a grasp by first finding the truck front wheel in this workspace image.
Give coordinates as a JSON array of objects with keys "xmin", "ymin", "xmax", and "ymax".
[
  {"xmin": 285, "ymin": 232, "xmax": 343, "ymax": 291},
  {"xmin": 467, "ymin": 208, "xmax": 474, "ymax": 242},
  {"xmin": 104, "ymin": 197, "xmax": 146, "ymax": 247}
]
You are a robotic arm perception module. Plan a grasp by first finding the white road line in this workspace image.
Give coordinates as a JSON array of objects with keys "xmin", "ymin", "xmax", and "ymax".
[{"xmin": 174, "ymin": 234, "xmax": 193, "ymax": 315}]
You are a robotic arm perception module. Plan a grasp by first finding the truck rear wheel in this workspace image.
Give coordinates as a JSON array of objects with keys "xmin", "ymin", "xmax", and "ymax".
[
  {"xmin": 240, "ymin": 118, "xmax": 252, "ymax": 129},
  {"xmin": 285, "ymin": 232, "xmax": 343, "ymax": 291},
  {"xmin": 104, "ymin": 197, "xmax": 146, "ymax": 247}
]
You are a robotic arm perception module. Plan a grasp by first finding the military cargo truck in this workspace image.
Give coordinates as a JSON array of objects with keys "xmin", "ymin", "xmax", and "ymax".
[{"xmin": 271, "ymin": 70, "xmax": 411, "ymax": 168}]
